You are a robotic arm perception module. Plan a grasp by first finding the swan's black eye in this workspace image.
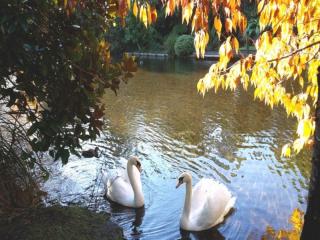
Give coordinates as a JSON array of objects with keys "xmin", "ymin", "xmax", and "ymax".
[
  {"xmin": 136, "ymin": 161, "xmax": 141, "ymax": 168},
  {"xmin": 178, "ymin": 177, "xmax": 184, "ymax": 183}
]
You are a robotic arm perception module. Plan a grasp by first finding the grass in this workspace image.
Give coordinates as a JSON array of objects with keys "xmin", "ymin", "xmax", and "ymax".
[{"xmin": 0, "ymin": 206, "xmax": 123, "ymax": 240}]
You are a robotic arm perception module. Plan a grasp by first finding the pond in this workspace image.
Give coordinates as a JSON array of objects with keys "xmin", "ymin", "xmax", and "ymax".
[{"xmin": 43, "ymin": 58, "xmax": 311, "ymax": 239}]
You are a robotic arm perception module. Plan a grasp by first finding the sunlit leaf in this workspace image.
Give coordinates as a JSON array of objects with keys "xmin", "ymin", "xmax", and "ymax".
[
  {"xmin": 133, "ymin": 0, "xmax": 138, "ymax": 17},
  {"xmin": 291, "ymin": 208, "xmax": 304, "ymax": 233},
  {"xmin": 214, "ymin": 16, "xmax": 222, "ymax": 38},
  {"xmin": 151, "ymin": 6, "xmax": 157, "ymax": 23},
  {"xmin": 140, "ymin": 5, "xmax": 148, "ymax": 27},
  {"xmin": 293, "ymin": 138, "xmax": 305, "ymax": 153},
  {"xmin": 182, "ymin": 1, "xmax": 193, "ymax": 24},
  {"xmin": 281, "ymin": 144, "xmax": 291, "ymax": 157},
  {"xmin": 225, "ymin": 18, "xmax": 233, "ymax": 33},
  {"xmin": 231, "ymin": 37, "xmax": 239, "ymax": 54}
]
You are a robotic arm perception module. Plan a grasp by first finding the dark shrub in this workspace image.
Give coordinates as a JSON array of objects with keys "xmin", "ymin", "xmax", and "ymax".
[
  {"xmin": 164, "ymin": 24, "xmax": 188, "ymax": 55},
  {"xmin": 174, "ymin": 35, "xmax": 194, "ymax": 57}
]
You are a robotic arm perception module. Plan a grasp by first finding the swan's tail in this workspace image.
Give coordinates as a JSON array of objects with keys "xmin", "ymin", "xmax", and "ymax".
[
  {"xmin": 212, "ymin": 196, "xmax": 236, "ymax": 227},
  {"xmin": 225, "ymin": 196, "xmax": 236, "ymax": 215}
]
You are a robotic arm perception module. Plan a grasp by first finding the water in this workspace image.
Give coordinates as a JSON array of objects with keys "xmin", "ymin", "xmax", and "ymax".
[{"xmin": 43, "ymin": 58, "xmax": 311, "ymax": 239}]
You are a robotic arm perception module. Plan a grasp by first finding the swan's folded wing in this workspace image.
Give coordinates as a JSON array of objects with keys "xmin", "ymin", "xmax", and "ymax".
[
  {"xmin": 191, "ymin": 179, "xmax": 210, "ymax": 212},
  {"xmin": 107, "ymin": 176, "xmax": 134, "ymax": 206},
  {"xmin": 191, "ymin": 179, "xmax": 235, "ymax": 229},
  {"xmin": 104, "ymin": 168, "xmax": 129, "ymax": 189}
]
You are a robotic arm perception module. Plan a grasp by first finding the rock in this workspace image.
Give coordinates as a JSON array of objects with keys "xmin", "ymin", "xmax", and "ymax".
[{"xmin": 0, "ymin": 206, "xmax": 123, "ymax": 240}]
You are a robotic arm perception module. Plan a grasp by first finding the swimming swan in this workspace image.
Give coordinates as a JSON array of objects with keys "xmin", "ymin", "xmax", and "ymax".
[
  {"xmin": 176, "ymin": 172, "xmax": 236, "ymax": 231},
  {"xmin": 104, "ymin": 156, "xmax": 144, "ymax": 208}
]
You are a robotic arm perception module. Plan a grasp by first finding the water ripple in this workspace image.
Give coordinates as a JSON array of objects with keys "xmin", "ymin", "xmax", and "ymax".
[{"xmin": 43, "ymin": 59, "xmax": 311, "ymax": 240}]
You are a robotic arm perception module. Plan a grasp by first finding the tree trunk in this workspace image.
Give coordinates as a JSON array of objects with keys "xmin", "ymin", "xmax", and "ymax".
[{"xmin": 301, "ymin": 66, "xmax": 320, "ymax": 239}]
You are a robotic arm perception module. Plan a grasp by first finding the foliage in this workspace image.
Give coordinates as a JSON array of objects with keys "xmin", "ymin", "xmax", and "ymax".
[
  {"xmin": 0, "ymin": 112, "xmax": 44, "ymax": 208},
  {"xmin": 164, "ymin": 24, "xmax": 188, "ymax": 55},
  {"xmin": 123, "ymin": 13, "xmax": 164, "ymax": 51},
  {"xmin": 209, "ymin": 28, "xmax": 220, "ymax": 49},
  {"xmin": 120, "ymin": 0, "xmax": 320, "ymax": 156},
  {"xmin": 0, "ymin": 0, "xmax": 136, "ymax": 164},
  {"xmin": 174, "ymin": 35, "xmax": 194, "ymax": 57},
  {"xmin": 245, "ymin": 18, "xmax": 259, "ymax": 42},
  {"xmin": 108, "ymin": 6, "xmax": 183, "ymax": 54},
  {"xmin": 241, "ymin": 0, "xmax": 258, "ymax": 19},
  {"xmin": 262, "ymin": 208, "xmax": 304, "ymax": 240},
  {"xmin": 123, "ymin": 0, "xmax": 319, "ymax": 156},
  {"xmin": 107, "ymin": 19, "xmax": 127, "ymax": 56}
]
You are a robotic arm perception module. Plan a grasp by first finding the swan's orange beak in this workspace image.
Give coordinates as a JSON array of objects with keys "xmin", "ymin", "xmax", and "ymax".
[{"xmin": 176, "ymin": 181, "xmax": 182, "ymax": 189}]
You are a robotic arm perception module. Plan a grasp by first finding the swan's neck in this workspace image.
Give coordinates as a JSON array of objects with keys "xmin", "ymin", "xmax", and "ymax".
[
  {"xmin": 183, "ymin": 180, "xmax": 192, "ymax": 219},
  {"xmin": 127, "ymin": 163, "xmax": 144, "ymax": 207}
]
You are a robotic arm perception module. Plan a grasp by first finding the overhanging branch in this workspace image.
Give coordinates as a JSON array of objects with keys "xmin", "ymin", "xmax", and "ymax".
[{"xmin": 267, "ymin": 40, "xmax": 320, "ymax": 63}]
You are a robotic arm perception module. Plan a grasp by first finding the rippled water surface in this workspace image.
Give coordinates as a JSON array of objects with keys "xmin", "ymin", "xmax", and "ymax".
[{"xmin": 44, "ymin": 58, "xmax": 311, "ymax": 239}]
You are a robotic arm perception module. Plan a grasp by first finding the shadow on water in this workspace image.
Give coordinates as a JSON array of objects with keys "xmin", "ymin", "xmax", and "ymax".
[
  {"xmin": 138, "ymin": 58, "xmax": 212, "ymax": 74},
  {"xmin": 180, "ymin": 228, "xmax": 225, "ymax": 240},
  {"xmin": 107, "ymin": 199, "xmax": 145, "ymax": 239}
]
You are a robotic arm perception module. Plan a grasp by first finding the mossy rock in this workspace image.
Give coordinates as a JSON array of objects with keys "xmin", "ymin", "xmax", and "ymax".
[{"xmin": 0, "ymin": 206, "xmax": 123, "ymax": 240}]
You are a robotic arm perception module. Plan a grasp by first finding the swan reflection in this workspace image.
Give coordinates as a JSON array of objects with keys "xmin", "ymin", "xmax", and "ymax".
[
  {"xmin": 108, "ymin": 200, "xmax": 145, "ymax": 239},
  {"xmin": 180, "ymin": 227, "xmax": 225, "ymax": 240}
]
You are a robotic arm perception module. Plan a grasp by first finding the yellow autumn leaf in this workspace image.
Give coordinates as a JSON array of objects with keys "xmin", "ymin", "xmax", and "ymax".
[
  {"xmin": 290, "ymin": 208, "xmax": 304, "ymax": 233},
  {"xmin": 297, "ymin": 118, "xmax": 314, "ymax": 139},
  {"xmin": 194, "ymin": 30, "xmax": 209, "ymax": 58},
  {"xmin": 182, "ymin": 1, "xmax": 193, "ymax": 24},
  {"xmin": 197, "ymin": 79, "xmax": 205, "ymax": 95},
  {"xmin": 133, "ymin": 1, "xmax": 138, "ymax": 17},
  {"xmin": 257, "ymin": 0, "xmax": 265, "ymax": 13},
  {"xmin": 140, "ymin": 5, "xmax": 148, "ymax": 27},
  {"xmin": 293, "ymin": 138, "xmax": 305, "ymax": 153},
  {"xmin": 281, "ymin": 144, "xmax": 291, "ymax": 157}
]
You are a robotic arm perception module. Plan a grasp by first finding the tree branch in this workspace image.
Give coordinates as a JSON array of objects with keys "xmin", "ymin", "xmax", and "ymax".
[{"xmin": 267, "ymin": 40, "xmax": 320, "ymax": 63}]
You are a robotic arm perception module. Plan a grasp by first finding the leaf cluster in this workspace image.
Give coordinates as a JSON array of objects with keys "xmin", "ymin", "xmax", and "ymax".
[
  {"xmin": 195, "ymin": 0, "xmax": 320, "ymax": 156},
  {"xmin": 0, "ymin": 0, "xmax": 136, "ymax": 163}
]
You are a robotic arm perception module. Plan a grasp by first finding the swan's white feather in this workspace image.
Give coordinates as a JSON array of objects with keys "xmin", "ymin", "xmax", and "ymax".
[
  {"xmin": 102, "ymin": 157, "xmax": 144, "ymax": 208},
  {"xmin": 103, "ymin": 169, "xmax": 135, "ymax": 207},
  {"xmin": 182, "ymin": 178, "xmax": 236, "ymax": 231}
]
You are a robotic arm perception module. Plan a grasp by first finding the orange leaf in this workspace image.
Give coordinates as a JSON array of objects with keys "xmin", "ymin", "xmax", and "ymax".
[
  {"xmin": 225, "ymin": 18, "xmax": 233, "ymax": 33},
  {"xmin": 133, "ymin": 1, "xmax": 138, "ymax": 17},
  {"xmin": 231, "ymin": 37, "xmax": 239, "ymax": 54},
  {"xmin": 214, "ymin": 16, "xmax": 222, "ymax": 38},
  {"xmin": 239, "ymin": 14, "xmax": 247, "ymax": 33},
  {"xmin": 151, "ymin": 7, "xmax": 157, "ymax": 23}
]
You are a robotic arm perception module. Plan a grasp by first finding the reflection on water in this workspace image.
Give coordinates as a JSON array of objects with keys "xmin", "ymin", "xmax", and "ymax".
[
  {"xmin": 180, "ymin": 228, "xmax": 225, "ymax": 240},
  {"xmin": 107, "ymin": 201, "xmax": 145, "ymax": 238},
  {"xmin": 43, "ymin": 58, "xmax": 311, "ymax": 239}
]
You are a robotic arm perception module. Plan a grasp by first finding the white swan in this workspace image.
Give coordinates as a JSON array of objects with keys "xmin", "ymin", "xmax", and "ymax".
[
  {"xmin": 104, "ymin": 156, "xmax": 144, "ymax": 208},
  {"xmin": 176, "ymin": 172, "xmax": 236, "ymax": 231}
]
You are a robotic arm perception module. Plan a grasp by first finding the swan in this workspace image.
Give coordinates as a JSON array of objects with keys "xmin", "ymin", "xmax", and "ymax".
[
  {"xmin": 104, "ymin": 156, "xmax": 144, "ymax": 208},
  {"xmin": 176, "ymin": 172, "xmax": 236, "ymax": 231}
]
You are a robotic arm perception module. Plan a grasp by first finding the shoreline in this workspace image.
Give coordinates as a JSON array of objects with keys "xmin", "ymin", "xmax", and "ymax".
[{"xmin": 0, "ymin": 205, "xmax": 123, "ymax": 240}]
